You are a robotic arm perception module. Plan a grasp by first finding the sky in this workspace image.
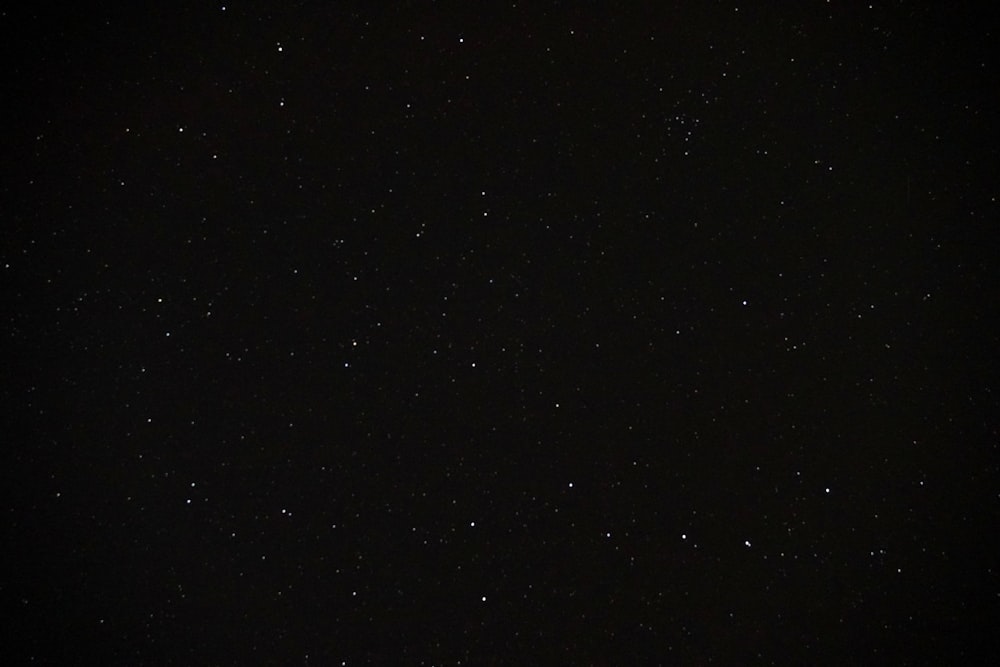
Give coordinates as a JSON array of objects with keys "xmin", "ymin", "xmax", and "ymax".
[{"xmin": 3, "ymin": 2, "xmax": 999, "ymax": 664}]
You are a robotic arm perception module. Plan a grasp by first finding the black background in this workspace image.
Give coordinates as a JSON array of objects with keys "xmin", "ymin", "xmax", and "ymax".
[{"xmin": 3, "ymin": 2, "xmax": 998, "ymax": 664}]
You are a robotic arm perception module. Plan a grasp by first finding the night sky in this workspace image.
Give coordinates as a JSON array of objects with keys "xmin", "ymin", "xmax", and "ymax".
[{"xmin": 4, "ymin": 2, "xmax": 999, "ymax": 664}]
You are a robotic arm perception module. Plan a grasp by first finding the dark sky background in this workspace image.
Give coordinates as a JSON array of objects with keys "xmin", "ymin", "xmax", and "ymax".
[{"xmin": 3, "ymin": 2, "xmax": 999, "ymax": 664}]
